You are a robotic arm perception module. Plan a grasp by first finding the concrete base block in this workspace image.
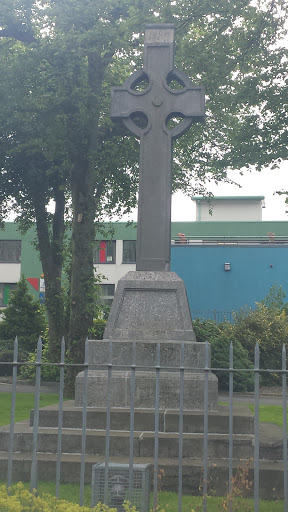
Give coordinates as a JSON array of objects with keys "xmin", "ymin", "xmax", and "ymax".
[{"xmin": 75, "ymin": 370, "xmax": 218, "ymax": 410}]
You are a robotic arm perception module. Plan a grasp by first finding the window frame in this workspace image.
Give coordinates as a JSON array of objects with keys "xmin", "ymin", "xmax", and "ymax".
[
  {"xmin": 93, "ymin": 240, "xmax": 116, "ymax": 264},
  {"xmin": 122, "ymin": 240, "xmax": 136, "ymax": 264}
]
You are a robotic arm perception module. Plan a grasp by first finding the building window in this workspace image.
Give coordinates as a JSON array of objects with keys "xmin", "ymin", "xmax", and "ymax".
[
  {"xmin": 123, "ymin": 240, "xmax": 136, "ymax": 263},
  {"xmin": 98, "ymin": 284, "xmax": 115, "ymax": 307},
  {"xmin": 0, "ymin": 241, "xmax": 21, "ymax": 263},
  {"xmin": 0, "ymin": 283, "xmax": 17, "ymax": 307},
  {"xmin": 94, "ymin": 241, "xmax": 116, "ymax": 264}
]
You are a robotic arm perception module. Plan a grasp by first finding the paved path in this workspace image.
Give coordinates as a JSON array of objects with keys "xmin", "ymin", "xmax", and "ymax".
[
  {"xmin": 0, "ymin": 379, "xmax": 285, "ymax": 404},
  {"xmin": 0, "ymin": 380, "xmax": 60, "ymax": 394}
]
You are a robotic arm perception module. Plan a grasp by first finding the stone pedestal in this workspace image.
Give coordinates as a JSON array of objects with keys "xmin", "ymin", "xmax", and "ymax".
[{"xmin": 75, "ymin": 272, "xmax": 218, "ymax": 410}]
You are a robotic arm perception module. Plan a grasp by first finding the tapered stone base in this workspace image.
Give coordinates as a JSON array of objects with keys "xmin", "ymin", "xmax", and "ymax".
[
  {"xmin": 75, "ymin": 367, "xmax": 218, "ymax": 410},
  {"xmin": 75, "ymin": 272, "xmax": 218, "ymax": 410}
]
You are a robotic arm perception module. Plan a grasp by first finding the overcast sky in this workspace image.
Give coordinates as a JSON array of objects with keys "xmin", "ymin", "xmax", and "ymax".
[
  {"xmin": 117, "ymin": 160, "xmax": 288, "ymax": 223},
  {"xmin": 171, "ymin": 160, "xmax": 288, "ymax": 222}
]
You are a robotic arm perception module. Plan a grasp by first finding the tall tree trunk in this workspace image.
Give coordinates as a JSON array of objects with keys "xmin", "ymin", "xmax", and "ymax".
[
  {"xmin": 33, "ymin": 188, "xmax": 66, "ymax": 361},
  {"xmin": 65, "ymin": 156, "xmax": 96, "ymax": 392},
  {"xmin": 65, "ymin": 53, "xmax": 107, "ymax": 393}
]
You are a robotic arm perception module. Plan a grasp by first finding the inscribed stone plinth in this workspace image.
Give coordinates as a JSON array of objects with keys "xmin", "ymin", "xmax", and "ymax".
[
  {"xmin": 75, "ymin": 273, "xmax": 218, "ymax": 410},
  {"xmin": 104, "ymin": 272, "xmax": 196, "ymax": 341}
]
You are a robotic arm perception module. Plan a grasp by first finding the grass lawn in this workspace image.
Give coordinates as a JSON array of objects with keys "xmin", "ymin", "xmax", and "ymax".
[
  {"xmin": 0, "ymin": 392, "xmax": 61, "ymax": 426},
  {"xmin": 219, "ymin": 402, "xmax": 286, "ymax": 428},
  {"xmin": 248, "ymin": 404, "xmax": 286, "ymax": 427}
]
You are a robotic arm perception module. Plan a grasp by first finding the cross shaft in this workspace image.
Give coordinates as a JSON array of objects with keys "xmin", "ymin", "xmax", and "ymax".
[{"xmin": 111, "ymin": 24, "xmax": 205, "ymax": 271}]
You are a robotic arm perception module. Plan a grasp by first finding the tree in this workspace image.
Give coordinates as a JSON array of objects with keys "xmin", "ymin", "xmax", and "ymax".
[
  {"xmin": 0, "ymin": 276, "xmax": 47, "ymax": 352},
  {"xmin": 0, "ymin": 0, "xmax": 287, "ymax": 391}
]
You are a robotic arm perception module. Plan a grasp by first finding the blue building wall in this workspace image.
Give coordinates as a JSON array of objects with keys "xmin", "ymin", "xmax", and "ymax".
[{"xmin": 171, "ymin": 245, "xmax": 288, "ymax": 318}]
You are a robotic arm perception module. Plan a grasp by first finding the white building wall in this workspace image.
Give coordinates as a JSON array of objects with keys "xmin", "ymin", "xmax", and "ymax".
[
  {"xmin": 0, "ymin": 263, "xmax": 21, "ymax": 283},
  {"xmin": 196, "ymin": 200, "xmax": 263, "ymax": 221},
  {"xmin": 94, "ymin": 240, "xmax": 136, "ymax": 287}
]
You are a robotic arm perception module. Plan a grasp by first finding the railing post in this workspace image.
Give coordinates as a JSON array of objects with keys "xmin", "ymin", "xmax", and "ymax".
[
  {"xmin": 153, "ymin": 342, "xmax": 161, "ymax": 511},
  {"xmin": 104, "ymin": 340, "xmax": 113, "ymax": 505},
  {"xmin": 79, "ymin": 338, "xmax": 89, "ymax": 506},
  {"xmin": 282, "ymin": 344, "xmax": 287, "ymax": 511},
  {"xmin": 30, "ymin": 336, "xmax": 42, "ymax": 492},
  {"xmin": 254, "ymin": 342, "xmax": 260, "ymax": 512},
  {"xmin": 178, "ymin": 342, "xmax": 185, "ymax": 512},
  {"xmin": 129, "ymin": 341, "xmax": 136, "ymax": 502},
  {"xmin": 228, "ymin": 341, "xmax": 234, "ymax": 512},
  {"xmin": 56, "ymin": 337, "xmax": 65, "ymax": 498},
  {"xmin": 7, "ymin": 336, "xmax": 18, "ymax": 488},
  {"xmin": 203, "ymin": 341, "xmax": 209, "ymax": 512}
]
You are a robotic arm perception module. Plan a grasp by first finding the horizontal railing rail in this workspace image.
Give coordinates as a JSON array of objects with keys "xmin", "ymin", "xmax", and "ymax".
[{"xmin": 171, "ymin": 235, "xmax": 288, "ymax": 245}]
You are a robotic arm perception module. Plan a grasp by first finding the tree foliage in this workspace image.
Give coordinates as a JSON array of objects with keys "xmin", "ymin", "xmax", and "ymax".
[
  {"xmin": 0, "ymin": 276, "xmax": 47, "ymax": 352},
  {"xmin": 194, "ymin": 285, "xmax": 288, "ymax": 388},
  {"xmin": 0, "ymin": 0, "xmax": 287, "ymax": 390}
]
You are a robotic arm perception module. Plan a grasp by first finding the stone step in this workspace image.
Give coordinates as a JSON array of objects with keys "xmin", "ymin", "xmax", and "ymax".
[
  {"xmin": 30, "ymin": 402, "xmax": 254, "ymax": 434},
  {"xmin": 0, "ymin": 422, "xmax": 255, "ymax": 459},
  {"xmin": 0, "ymin": 452, "xmax": 285, "ymax": 500}
]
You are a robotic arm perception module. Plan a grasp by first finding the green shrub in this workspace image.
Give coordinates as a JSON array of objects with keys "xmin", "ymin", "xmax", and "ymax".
[
  {"xmin": 0, "ymin": 482, "xmax": 121, "ymax": 512},
  {"xmin": 88, "ymin": 318, "xmax": 107, "ymax": 340},
  {"xmin": 209, "ymin": 333, "xmax": 254, "ymax": 392},
  {"xmin": 232, "ymin": 304, "xmax": 288, "ymax": 385},
  {"xmin": 0, "ymin": 276, "xmax": 47, "ymax": 353},
  {"xmin": 0, "ymin": 349, "xmax": 27, "ymax": 377},
  {"xmin": 20, "ymin": 339, "xmax": 61, "ymax": 382},
  {"xmin": 194, "ymin": 284, "xmax": 288, "ymax": 387},
  {"xmin": 193, "ymin": 318, "xmax": 222, "ymax": 343},
  {"xmin": 193, "ymin": 319, "xmax": 254, "ymax": 391}
]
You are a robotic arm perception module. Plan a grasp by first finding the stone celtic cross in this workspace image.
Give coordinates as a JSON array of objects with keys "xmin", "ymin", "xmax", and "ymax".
[{"xmin": 111, "ymin": 24, "xmax": 205, "ymax": 271}]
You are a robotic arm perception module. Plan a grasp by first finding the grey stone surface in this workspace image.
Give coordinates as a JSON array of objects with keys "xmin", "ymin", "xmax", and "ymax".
[
  {"xmin": 87, "ymin": 340, "xmax": 208, "ymax": 369},
  {"xmin": 75, "ymin": 370, "xmax": 218, "ymax": 410},
  {"xmin": 0, "ymin": 403, "xmax": 286, "ymax": 497},
  {"xmin": 111, "ymin": 24, "xmax": 204, "ymax": 271},
  {"xmin": 75, "ymin": 271, "xmax": 218, "ymax": 410},
  {"xmin": 32, "ymin": 403, "xmax": 254, "ymax": 434},
  {"xmin": 103, "ymin": 271, "xmax": 196, "ymax": 341}
]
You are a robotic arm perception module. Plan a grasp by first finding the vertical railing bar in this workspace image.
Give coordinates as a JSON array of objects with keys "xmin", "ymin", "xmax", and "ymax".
[
  {"xmin": 178, "ymin": 342, "xmax": 185, "ymax": 512},
  {"xmin": 228, "ymin": 341, "xmax": 234, "ymax": 512},
  {"xmin": 203, "ymin": 341, "xmax": 209, "ymax": 512},
  {"xmin": 282, "ymin": 344, "xmax": 287, "ymax": 512},
  {"xmin": 79, "ymin": 338, "xmax": 89, "ymax": 506},
  {"xmin": 104, "ymin": 340, "xmax": 113, "ymax": 505},
  {"xmin": 56, "ymin": 337, "xmax": 65, "ymax": 498},
  {"xmin": 254, "ymin": 342, "xmax": 260, "ymax": 512},
  {"xmin": 153, "ymin": 342, "xmax": 161, "ymax": 511},
  {"xmin": 30, "ymin": 336, "xmax": 42, "ymax": 492},
  {"xmin": 129, "ymin": 341, "xmax": 136, "ymax": 503},
  {"xmin": 7, "ymin": 336, "xmax": 18, "ymax": 488}
]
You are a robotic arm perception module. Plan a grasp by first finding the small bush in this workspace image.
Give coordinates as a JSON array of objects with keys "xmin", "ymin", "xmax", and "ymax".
[
  {"xmin": 232, "ymin": 304, "xmax": 288, "ymax": 385},
  {"xmin": 0, "ymin": 482, "xmax": 119, "ymax": 512},
  {"xmin": 0, "ymin": 276, "xmax": 47, "ymax": 353},
  {"xmin": 0, "ymin": 349, "xmax": 27, "ymax": 377},
  {"xmin": 193, "ymin": 319, "xmax": 254, "ymax": 392},
  {"xmin": 20, "ymin": 340, "xmax": 61, "ymax": 382},
  {"xmin": 209, "ymin": 333, "xmax": 254, "ymax": 392}
]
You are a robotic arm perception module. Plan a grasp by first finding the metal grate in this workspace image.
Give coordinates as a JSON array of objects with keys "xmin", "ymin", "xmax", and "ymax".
[{"xmin": 91, "ymin": 462, "xmax": 151, "ymax": 512}]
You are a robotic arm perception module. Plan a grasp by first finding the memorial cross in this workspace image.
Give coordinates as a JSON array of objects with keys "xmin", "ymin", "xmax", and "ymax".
[{"xmin": 111, "ymin": 24, "xmax": 205, "ymax": 271}]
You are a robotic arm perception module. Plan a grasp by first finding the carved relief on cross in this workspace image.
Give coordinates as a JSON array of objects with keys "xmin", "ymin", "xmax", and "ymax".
[{"xmin": 111, "ymin": 24, "xmax": 205, "ymax": 271}]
